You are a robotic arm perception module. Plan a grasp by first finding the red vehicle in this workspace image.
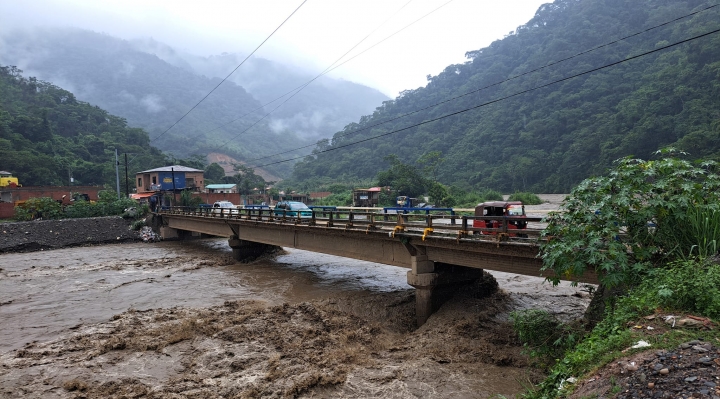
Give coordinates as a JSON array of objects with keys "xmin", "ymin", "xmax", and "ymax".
[{"xmin": 473, "ymin": 201, "xmax": 528, "ymax": 236}]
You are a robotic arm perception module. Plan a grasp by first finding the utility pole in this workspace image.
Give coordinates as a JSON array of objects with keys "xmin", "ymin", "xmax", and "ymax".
[
  {"xmin": 115, "ymin": 148, "xmax": 121, "ymax": 199},
  {"xmin": 124, "ymin": 153, "xmax": 129, "ymax": 198},
  {"xmin": 171, "ymin": 167, "xmax": 176, "ymax": 206}
]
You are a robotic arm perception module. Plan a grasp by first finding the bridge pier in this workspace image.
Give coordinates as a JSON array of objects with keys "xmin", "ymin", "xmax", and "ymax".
[
  {"xmin": 159, "ymin": 226, "xmax": 179, "ymax": 240},
  {"xmin": 228, "ymin": 236, "xmax": 276, "ymax": 262},
  {"xmin": 406, "ymin": 250, "xmax": 484, "ymax": 327}
]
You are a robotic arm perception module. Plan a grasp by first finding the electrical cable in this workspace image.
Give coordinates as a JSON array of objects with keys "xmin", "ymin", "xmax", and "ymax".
[
  {"xmin": 150, "ymin": 0, "xmax": 307, "ymax": 144},
  {"xmin": 207, "ymin": 0, "xmax": 454, "ymax": 152},
  {"xmin": 208, "ymin": 0, "xmax": 421, "ymax": 151},
  {"xmin": 244, "ymin": 2, "xmax": 720, "ymax": 164},
  {"xmin": 250, "ymin": 27, "xmax": 720, "ymax": 168}
]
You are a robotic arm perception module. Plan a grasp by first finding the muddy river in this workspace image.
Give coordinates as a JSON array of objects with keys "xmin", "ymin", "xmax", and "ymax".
[{"xmin": 0, "ymin": 233, "xmax": 590, "ymax": 398}]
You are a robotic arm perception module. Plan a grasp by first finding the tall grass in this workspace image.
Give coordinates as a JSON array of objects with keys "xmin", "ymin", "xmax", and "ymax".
[{"xmin": 665, "ymin": 205, "xmax": 720, "ymax": 260}]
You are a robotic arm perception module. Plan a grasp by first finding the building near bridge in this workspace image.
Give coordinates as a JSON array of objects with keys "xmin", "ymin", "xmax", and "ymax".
[
  {"xmin": 135, "ymin": 165, "xmax": 204, "ymax": 194},
  {"xmin": 352, "ymin": 187, "xmax": 384, "ymax": 207},
  {"xmin": 206, "ymin": 184, "xmax": 237, "ymax": 194}
]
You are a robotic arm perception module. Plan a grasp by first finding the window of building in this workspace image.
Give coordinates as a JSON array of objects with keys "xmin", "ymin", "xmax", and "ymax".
[
  {"xmin": 152, "ymin": 176, "xmax": 157, "ymax": 184},
  {"xmin": 138, "ymin": 178, "xmax": 142, "ymax": 187}
]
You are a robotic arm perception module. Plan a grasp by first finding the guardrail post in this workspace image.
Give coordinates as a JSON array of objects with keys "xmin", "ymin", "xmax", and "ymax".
[{"xmin": 328, "ymin": 211, "xmax": 334, "ymax": 227}]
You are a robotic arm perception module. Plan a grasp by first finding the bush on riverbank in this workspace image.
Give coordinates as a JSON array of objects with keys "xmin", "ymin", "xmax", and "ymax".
[
  {"xmin": 518, "ymin": 150, "xmax": 720, "ymax": 399},
  {"xmin": 541, "ymin": 150, "xmax": 720, "ymax": 289},
  {"xmin": 14, "ymin": 190, "xmax": 140, "ymax": 221}
]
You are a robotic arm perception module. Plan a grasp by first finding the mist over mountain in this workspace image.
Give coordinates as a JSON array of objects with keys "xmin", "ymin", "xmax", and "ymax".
[
  {"xmin": 129, "ymin": 38, "xmax": 390, "ymax": 141},
  {"xmin": 0, "ymin": 28, "xmax": 389, "ymax": 177},
  {"xmin": 291, "ymin": 0, "xmax": 720, "ymax": 193}
]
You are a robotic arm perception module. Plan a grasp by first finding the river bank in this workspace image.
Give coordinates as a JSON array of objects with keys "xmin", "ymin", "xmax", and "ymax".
[{"xmin": 0, "ymin": 216, "xmax": 137, "ymax": 253}]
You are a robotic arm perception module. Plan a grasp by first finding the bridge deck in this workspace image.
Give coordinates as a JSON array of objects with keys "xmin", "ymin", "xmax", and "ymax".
[{"xmin": 157, "ymin": 208, "xmax": 597, "ymax": 285}]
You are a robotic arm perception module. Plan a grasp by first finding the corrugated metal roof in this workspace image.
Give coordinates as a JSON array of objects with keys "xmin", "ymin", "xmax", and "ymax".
[
  {"xmin": 138, "ymin": 165, "xmax": 203, "ymax": 173},
  {"xmin": 206, "ymin": 184, "xmax": 237, "ymax": 189}
]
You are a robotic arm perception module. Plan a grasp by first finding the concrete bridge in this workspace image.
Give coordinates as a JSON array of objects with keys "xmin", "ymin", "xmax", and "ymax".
[{"xmin": 156, "ymin": 207, "xmax": 597, "ymax": 325}]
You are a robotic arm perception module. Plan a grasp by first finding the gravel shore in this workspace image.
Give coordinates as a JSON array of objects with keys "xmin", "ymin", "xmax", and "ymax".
[{"xmin": 0, "ymin": 217, "xmax": 137, "ymax": 253}]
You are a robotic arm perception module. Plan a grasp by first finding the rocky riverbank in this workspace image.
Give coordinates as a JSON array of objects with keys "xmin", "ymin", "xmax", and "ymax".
[{"xmin": 0, "ymin": 217, "xmax": 138, "ymax": 253}]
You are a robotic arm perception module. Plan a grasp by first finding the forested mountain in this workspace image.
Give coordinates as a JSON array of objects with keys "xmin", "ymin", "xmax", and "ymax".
[
  {"xmin": 0, "ymin": 65, "xmax": 168, "ymax": 187},
  {"xmin": 0, "ymin": 28, "xmax": 388, "ymax": 177},
  {"xmin": 292, "ymin": 0, "xmax": 720, "ymax": 193},
  {"xmin": 129, "ymin": 39, "xmax": 390, "ymax": 141}
]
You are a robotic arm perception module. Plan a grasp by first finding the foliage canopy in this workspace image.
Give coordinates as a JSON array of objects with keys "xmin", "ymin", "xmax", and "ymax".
[
  {"xmin": 292, "ymin": 0, "xmax": 720, "ymax": 193},
  {"xmin": 540, "ymin": 150, "xmax": 720, "ymax": 288}
]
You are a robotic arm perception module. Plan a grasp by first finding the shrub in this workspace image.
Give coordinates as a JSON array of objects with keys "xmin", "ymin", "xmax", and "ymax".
[
  {"xmin": 541, "ymin": 151, "xmax": 720, "ymax": 288},
  {"xmin": 479, "ymin": 189, "xmax": 503, "ymax": 202},
  {"xmin": 14, "ymin": 197, "xmax": 63, "ymax": 220},
  {"xmin": 508, "ymin": 192, "xmax": 543, "ymax": 205},
  {"xmin": 510, "ymin": 309, "xmax": 581, "ymax": 365},
  {"xmin": 130, "ymin": 219, "xmax": 146, "ymax": 230},
  {"xmin": 639, "ymin": 259, "xmax": 720, "ymax": 319},
  {"xmin": 314, "ymin": 192, "xmax": 352, "ymax": 206}
]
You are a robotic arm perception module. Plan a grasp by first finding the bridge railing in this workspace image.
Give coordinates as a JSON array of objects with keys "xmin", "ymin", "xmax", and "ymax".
[{"xmin": 159, "ymin": 206, "xmax": 546, "ymax": 241}]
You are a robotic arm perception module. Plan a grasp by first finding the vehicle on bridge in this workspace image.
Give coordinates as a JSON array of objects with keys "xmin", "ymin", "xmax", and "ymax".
[
  {"xmin": 212, "ymin": 200, "xmax": 239, "ymax": 215},
  {"xmin": 473, "ymin": 201, "xmax": 528, "ymax": 236},
  {"xmin": 273, "ymin": 201, "xmax": 312, "ymax": 218},
  {"xmin": 396, "ymin": 196, "xmax": 419, "ymax": 208}
]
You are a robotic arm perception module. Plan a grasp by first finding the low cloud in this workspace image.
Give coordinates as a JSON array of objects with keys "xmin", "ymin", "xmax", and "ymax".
[{"xmin": 140, "ymin": 94, "xmax": 165, "ymax": 113}]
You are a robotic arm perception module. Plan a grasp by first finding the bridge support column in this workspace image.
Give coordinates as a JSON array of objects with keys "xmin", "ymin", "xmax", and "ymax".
[
  {"xmin": 159, "ymin": 226, "xmax": 179, "ymax": 240},
  {"xmin": 228, "ymin": 236, "xmax": 277, "ymax": 262},
  {"xmin": 407, "ymin": 251, "xmax": 485, "ymax": 327}
]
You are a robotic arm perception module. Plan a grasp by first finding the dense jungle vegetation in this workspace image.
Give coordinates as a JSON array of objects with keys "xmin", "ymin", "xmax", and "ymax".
[
  {"xmin": 0, "ymin": 65, "xmax": 182, "ymax": 188},
  {"xmin": 292, "ymin": 0, "xmax": 720, "ymax": 193}
]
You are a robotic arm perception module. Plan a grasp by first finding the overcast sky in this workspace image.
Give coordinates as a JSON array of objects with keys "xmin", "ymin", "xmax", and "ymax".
[{"xmin": 0, "ymin": 0, "xmax": 549, "ymax": 97}]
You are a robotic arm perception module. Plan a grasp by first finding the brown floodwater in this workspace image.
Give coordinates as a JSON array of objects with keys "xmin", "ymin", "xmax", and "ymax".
[
  {"xmin": 0, "ymin": 236, "xmax": 590, "ymax": 398},
  {"xmin": 0, "ymin": 239, "xmax": 412, "ymax": 353}
]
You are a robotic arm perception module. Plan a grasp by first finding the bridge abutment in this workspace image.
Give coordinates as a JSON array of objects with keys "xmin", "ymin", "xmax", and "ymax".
[
  {"xmin": 228, "ymin": 236, "xmax": 277, "ymax": 262},
  {"xmin": 407, "ymin": 250, "xmax": 485, "ymax": 327}
]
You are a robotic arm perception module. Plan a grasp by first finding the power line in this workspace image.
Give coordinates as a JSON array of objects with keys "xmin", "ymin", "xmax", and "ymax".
[
  {"xmin": 209, "ymin": 0, "xmax": 426, "ymax": 152},
  {"xmin": 150, "ymin": 0, "xmax": 307, "ymax": 144},
  {"xmin": 245, "ymin": 2, "xmax": 720, "ymax": 165},
  {"xmin": 251, "ymin": 27, "xmax": 720, "ymax": 168}
]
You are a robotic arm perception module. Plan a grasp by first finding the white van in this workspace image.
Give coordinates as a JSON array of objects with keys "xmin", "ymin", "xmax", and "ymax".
[{"xmin": 212, "ymin": 201, "xmax": 239, "ymax": 215}]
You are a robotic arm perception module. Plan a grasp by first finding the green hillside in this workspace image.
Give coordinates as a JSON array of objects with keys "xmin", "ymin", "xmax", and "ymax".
[
  {"xmin": 291, "ymin": 0, "xmax": 720, "ymax": 193},
  {"xmin": 0, "ymin": 29, "xmax": 389, "ymax": 177},
  {"xmin": 0, "ymin": 65, "xmax": 170, "ymax": 188}
]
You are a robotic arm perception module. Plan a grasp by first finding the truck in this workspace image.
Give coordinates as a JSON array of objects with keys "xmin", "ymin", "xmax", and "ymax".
[
  {"xmin": 0, "ymin": 171, "xmax": 20, "ymax": 188},
  {"xmin": 473, "ymin": 201, "xmax": 528, "ymax": 236},
  {"xmin": 396, "ymin": 196, "xmax": 419, "ymax": 208}
]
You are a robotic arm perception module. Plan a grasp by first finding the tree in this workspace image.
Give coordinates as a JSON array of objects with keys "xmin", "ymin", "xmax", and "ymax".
[
  {"xmin": 417, "ymin": 151, "xmax": 445, "ymax": 182},
  {"xmin": 204, "ymin": 163, "xmax": 226, "ymax": 183},
  {"xmin": 376, "ymin": 155, "xmax": 427, "ymax": 198},
  {"xmin": 540, "ymin": 150, "xmax": 720, "ymax": 289}
]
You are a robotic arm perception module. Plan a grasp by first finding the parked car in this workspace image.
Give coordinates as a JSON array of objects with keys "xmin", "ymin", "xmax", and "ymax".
[
  {"xmin": 212, "ymin": 200, "xmax": 239, "ymax": 215},
  {"xmin": 273, "ymin": 201, "xmax": 312, "ymax": 218}
]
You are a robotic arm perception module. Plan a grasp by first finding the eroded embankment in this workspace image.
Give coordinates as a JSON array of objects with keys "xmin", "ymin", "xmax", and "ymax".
[{"xmin": 0, "ymin": 217, "xmax": 137, "ymax": 253}]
